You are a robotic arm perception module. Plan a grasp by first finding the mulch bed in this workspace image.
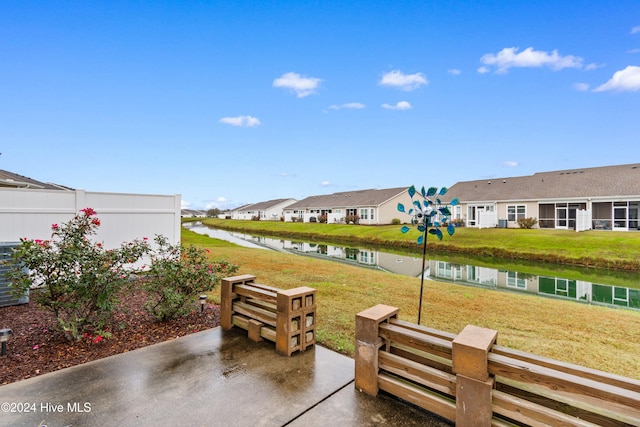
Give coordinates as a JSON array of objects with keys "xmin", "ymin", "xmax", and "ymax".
[{"xmin": 0, "ymin": 291, "xmax": 220, "ymax": 385}]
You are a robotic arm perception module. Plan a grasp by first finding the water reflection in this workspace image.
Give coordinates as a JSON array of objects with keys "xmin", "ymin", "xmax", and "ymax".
[
  {"xmin": 430, "ymin": 261, "xmax": 640, "ymax": 310},
  {"xmin": 184, "ymin": 223, "xmax": 640, "ymax": 311}
]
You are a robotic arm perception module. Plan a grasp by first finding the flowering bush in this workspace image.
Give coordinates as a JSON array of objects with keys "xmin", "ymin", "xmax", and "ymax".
[
  {"xmin": 8, "ymin": 208, "xmax": 148, "ymax": 341},
  {"xmin": 141, "ymin": 235, "xmax": 238, "ymax": 321}
]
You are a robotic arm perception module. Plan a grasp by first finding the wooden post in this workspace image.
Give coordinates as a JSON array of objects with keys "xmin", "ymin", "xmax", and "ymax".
[
  {"xmin": 275, "ymin": 286, "xmax": 316, "ymax": 356},
  {"xmin": 354, "ymin": 304, "xmax": 399, "ymax": 396},
  {"xmin": 220, "ymin": 275, "xmax": 256, "ymax": 330},
  {"xmin": 452, "ymin": 325, "xmax": 498, "ymax": 426}
]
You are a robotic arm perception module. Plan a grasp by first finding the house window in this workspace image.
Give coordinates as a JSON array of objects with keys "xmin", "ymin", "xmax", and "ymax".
[
  {"xmin": 507, "ymin": 205, "xmax": 526, "ymax": 222},
  {"xmin": 370, "ymin": 208, "xmax": 375, "ymax": 220},
  {"xmin": 437, "ymin": 262, "xmax": 452, "ymax": 279},
  {"xmin": 360, "ymin": 208, "xmax": 368, "ymax": 220},
  {"xmin": 507, "ymin": 271, "xmax": 526, "ymax": 289}
]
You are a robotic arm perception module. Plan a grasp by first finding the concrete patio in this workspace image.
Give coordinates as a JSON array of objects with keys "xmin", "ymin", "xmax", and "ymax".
[{"xmin": 0, "ymin": 327, "xmax": 451, "ymax": 427}]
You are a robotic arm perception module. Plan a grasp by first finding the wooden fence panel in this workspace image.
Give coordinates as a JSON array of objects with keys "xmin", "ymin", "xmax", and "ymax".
[{"xmin": 355, "ymin": 304, "xmax": 640, "ymax": 427}]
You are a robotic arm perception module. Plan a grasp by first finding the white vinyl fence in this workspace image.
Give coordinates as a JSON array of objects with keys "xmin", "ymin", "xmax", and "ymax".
[{"xmin": 0, "ymin": 188, "xmax": 181, "ymax": 249}]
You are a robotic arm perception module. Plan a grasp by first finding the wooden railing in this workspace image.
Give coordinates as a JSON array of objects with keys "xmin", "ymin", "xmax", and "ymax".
[
  {"xmin": 355, "ymin": 304, "xmax": 640, "ymax": 426},
  {"xmin": 220, "ymin": 274, "xmax": 316, "ymax": 356}
]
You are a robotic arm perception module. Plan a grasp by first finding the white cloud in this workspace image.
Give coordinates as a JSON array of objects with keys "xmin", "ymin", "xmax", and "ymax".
[
  {"xmin": 628, "ymin": 48, "xmax": 640, "ymax": 54},
  {"xmin": 379, "ymin": 70, "xmax": 428, "ymax": 91},
  {"xmin": 328, "ymin": 102, "xmax": 365, "ymax": 110},
  {"xmin": 480, "ymin": 47, "xmax": 583, "ymax": 73},
  {"xmin": 181, "ymin": 200, "xmax": 191, "ymax": 209},
  {"xmin": 219, "ymin": 115, "xmax": 261, "ymax": 127},
  {"xmin": 448, "ymin": 69, "xmax": 461, "ymax": 75},
  {"xmin": 584, "ymin": 63, "xmax": 603, "ymax": 71},
  {"xmin": 273, "ymin": 72, "xmax": 322, "ymax": 98},
  {"xmin": 631, "ymin": 26, "xmax": 640, "ymax": 34},
  {"xmin": 205, "ymin": 197, "xmax": 233, "ymax": 210},
  {"xmin": 276, "ymin": 172, "xmax": 296, "ymax": 177},
  {"xmin": 477, "ymin": 66, "xmax": 490, "ymax": 74},
  {"xmin": 504, "ymin": 161, "xmax": 519, "ymax": 167},
  {"xmin": 320, "ymin": 181, "xmax": 332, "ymax": 187},
  {"xmin": 573, "ymin": 82, "xmax": 590, "ymax": 91},
  {"xmin": 594, "ymin": 66, "xmax": 640, "ymax": 92},
  {"xmin": 381, "ymin": 101, "xmax": 412, "ymax": 110}
]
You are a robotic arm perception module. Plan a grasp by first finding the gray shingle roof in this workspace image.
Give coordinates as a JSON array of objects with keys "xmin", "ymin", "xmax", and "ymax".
[
  {"xmin": 0, "ymin": 170, "xmax": 72, "ymax": 191},
  {"xmin": 286, "ymin": 187, "xmax": 408, "ymax": 209},
  {"xmin": 235, "ymin": 198, "xmax": 295, "ymax": 212},
  {"xmin": 444, "ymin": 163, "xmax": 640, "ymax": 202}
]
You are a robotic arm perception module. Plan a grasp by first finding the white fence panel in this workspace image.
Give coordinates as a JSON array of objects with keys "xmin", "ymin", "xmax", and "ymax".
[
  {"xmin": 576, "ymin": 209, "xmax": 592, "ymax": 232},
  {"xmin": 478, "ymin": 211, "xmax": 498, "ymax": 229},
  {"xmin": 0, "ymin": 188, "xmax": 181, "ymax": 249}
]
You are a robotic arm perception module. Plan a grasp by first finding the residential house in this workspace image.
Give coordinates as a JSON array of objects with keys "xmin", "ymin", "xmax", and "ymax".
[
  {"xmin": 231, "ymin": 198, "xmax": 297, "ymax": 221},
  {"xmin": 443, "ymin": 163, "xmax": 640, "ymax": 231},
  {"xmin": 283, "ymin": 187, "xmax": 412, "ymax": 225},
  {"xmin": 0, "ymin": 169, "xmax": 71, "ymax": 190},
  {"xmin": 181, "ymin": 209, "xmax": 207, "ymax": 218}
]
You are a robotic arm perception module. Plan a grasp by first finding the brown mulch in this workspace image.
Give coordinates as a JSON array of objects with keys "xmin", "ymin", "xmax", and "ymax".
[{"xmin": 0, "ymin": 291, "xmax": 220, "ymax": 385}]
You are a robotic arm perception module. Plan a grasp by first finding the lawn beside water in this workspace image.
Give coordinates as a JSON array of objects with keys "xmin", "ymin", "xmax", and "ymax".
[
  {"xmin": 183, "ymin": 227, "xmax": 640, "ymax": 380},
  {"xmin": 199, "ymin": 218, "xmax": 640, "ymax": 271}
]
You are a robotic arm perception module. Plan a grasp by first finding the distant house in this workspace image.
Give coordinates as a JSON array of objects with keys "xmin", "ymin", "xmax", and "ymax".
[
  {"xmin": 443, "ymin": 163, "xmax": 640, "ymax": 231},
  {"xmin": 283, "ymin": 187, "xmax": 411, "ymax": 225},
  {"xmin": 0, "ymin": 169, "xmax": 71, "ymax": 191},
  {"xmin": 231, "ymin": 198, "xmax": 297, "ymax": 221},
  {"xmin": 181, "ymin": 209, "xmax": 207, "ymax": 218}
]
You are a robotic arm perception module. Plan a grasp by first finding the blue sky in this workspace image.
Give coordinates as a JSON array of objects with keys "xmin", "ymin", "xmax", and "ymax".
[{"xmin": 2, "ymin": 1, "xmax": 639, "ymax": 210}]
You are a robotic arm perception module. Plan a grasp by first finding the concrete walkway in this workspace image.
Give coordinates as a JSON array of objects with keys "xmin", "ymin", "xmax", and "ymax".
[{"xmin": 0, "ymin": 327, "xmax": 451, "ymax": 427}]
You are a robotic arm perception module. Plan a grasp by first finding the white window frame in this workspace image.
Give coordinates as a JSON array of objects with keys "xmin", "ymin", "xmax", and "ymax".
[{"xmin": 507, "ymin": 205, "xmax": 526, "ymax": 222}]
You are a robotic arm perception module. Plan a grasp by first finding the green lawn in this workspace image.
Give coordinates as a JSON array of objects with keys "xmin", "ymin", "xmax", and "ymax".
[{"xmin": 182, "ymin": 227, "xmax": 640, "ymax": 380}]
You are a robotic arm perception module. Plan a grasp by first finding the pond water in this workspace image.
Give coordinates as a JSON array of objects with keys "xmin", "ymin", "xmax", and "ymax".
[{"xmin": 184, "ymin": 222, "xmax": 640, "ymax": 311}]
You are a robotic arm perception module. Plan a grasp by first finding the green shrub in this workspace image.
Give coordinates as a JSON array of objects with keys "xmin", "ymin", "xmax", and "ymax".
[
  {"xmin": 517, "ymin": 217, "xmax": 538, "ymax": 229},
  {"xmin": 345, "ymin": 214, "xmax": 360, "ymax": 224},
  {"xmin": 391, "ymin": 218, "xmax": 401, "ymax": 225},
  {"xmin": 141, "ymin": 236, "xmax": 238, "ymax": 321}
]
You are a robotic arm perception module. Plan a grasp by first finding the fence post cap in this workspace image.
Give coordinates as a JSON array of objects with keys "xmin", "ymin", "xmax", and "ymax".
[
  {"xmin": 452, "ymin": 325, "xmax": 498, "ymax": 381},
  {"xmin": 356, "ymin": 304, "xmax": 399, "ymax": 321}
]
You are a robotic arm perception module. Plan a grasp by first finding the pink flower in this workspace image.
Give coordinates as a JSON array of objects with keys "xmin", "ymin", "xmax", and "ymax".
[
  {"xmin": 81, "ymin": 207, "xmax": 96, "ymax": 216},
  {"xmin": 143, "ymin": 237, "xmax": 148, "ymax": 241},
  {"xmin": 91, "ymin": 218, "xmax": 101, "ymax": 226},
  {"xmin": 51, "ymin": 223, "xmax": 59, "ymax": 230},
  {"xmin": 93, "ymin": 336, "xmax": 103, "ymax": 344},
  {"xmin": 33, "ymin": 345, "xmax": 39, "ymax": 350}
]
